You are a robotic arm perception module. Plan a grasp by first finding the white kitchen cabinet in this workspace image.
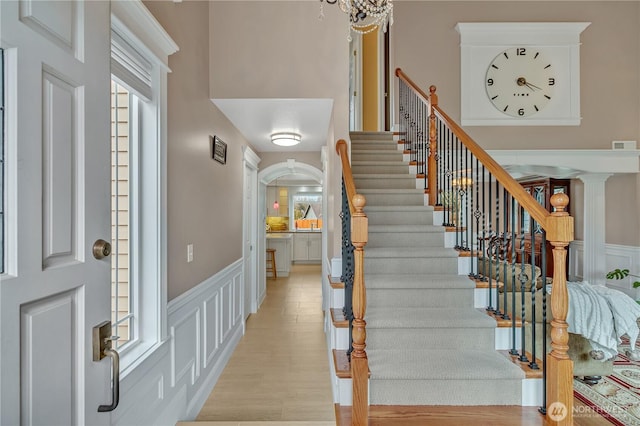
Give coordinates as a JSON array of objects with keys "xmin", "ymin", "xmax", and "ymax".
[
  {"xmin": 293, "ymin": 232, "xmax": 321, "ymax": 263},
  {"xmin": 266, "ymin": 233, "xmax": 292, "ymax": 277}
]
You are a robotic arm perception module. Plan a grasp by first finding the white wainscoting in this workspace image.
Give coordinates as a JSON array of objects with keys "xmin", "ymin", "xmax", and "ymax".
[
  {"xmin": 113, "ymin": 259, "xmax": 244, "ymax": 426},
  {"xmin": 569, "ymin": 241, "xmax": 640, "ymax": 298}
]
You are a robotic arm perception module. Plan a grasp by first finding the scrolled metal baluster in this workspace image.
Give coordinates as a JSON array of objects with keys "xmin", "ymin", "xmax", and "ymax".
[
  {"xmin": 518, "ymin": 205, "xmax": 530, "ymax": 363},
  {"xmin": 509, "ymin": 196, "xmax": 519, "ymax": 356},
  {"xmin": 529, "ymin": 218, "xmax": 540, "ymax": 370}
]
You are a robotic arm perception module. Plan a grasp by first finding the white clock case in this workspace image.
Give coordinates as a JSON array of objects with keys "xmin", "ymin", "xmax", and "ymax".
[{"xmin": 456, "ymin": 22, "xmax": 590, "ymax": 126}]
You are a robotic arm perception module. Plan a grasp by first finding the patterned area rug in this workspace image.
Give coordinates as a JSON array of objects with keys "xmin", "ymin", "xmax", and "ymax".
[{"xmin": 574, "ymin": 337, "xmax": 640, "ymax": 425}]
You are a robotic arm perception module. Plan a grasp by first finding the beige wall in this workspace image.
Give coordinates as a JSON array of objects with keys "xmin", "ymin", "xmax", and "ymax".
[
  {"xmin": 606, "ymin": 174, "xmax": 640, "ymax": 246},
  {"xmin": 145, "ymin": 0, "xmax": 255, "ymax": 301},
  {"xmin": 208, "ymin": 1, "xmax": 349, "ymax": 261},
  {"xmin": 391, "ymin": 1, "xmax": 640, "ymax": 245}
]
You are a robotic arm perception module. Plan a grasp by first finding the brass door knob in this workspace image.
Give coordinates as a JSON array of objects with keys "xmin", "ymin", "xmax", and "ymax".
[{"xmin": 93, "ymin": 239, "xmax": 112, "ymax": 260}]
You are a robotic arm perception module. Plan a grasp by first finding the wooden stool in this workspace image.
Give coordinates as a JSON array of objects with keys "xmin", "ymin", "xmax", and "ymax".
[{"xmin": 266, "ymin": 248, "xmax": 277, "ymax": 279}]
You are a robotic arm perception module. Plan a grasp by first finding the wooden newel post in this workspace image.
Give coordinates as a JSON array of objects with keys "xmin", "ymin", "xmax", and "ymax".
[
  {"xmin": 427, "ymin": 85, "xmax": 438, "ymax": 206},
  {"xmin": 351, "ymin": 193, "xmax": 369, "ymax": 426},
  {"xmin": 546, "ymin": 193, "xmax": 574, "ymax": 426}
]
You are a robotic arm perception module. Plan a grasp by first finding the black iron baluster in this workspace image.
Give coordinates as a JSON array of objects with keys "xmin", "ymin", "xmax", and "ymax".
[
  {"xmin": 463, "ymin": 146, "xmax": 470, "ymax": 252},
  {"xmin": 518, "ymin": 202, "xmax": 529, "ymax": 364},
  {"xmin": 480, "ymin": 164, "xmax": 487, "ymax": 283},
  {"xmin": 529, "ymin": 218, "xmax": 539, "ymax": 370},
  {"xmin": 501, "ymin": 188, "xmax": 510, "ymax": 320},
  {"xmin": 509, "ymin": 196, "xmax": 519, "ymax": 356},
  {"xmin": 494, "ymin": 179, "xmax": 501, "ymax": 316},
  {"xmin": 486, "ymin": 173, "xmax": 495, "ymax": 313}
]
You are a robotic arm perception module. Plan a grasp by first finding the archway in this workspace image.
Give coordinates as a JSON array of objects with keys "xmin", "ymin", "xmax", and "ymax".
[{"xmin": 254, "ymin": 161, "xmax": 324, "ymax": 311}]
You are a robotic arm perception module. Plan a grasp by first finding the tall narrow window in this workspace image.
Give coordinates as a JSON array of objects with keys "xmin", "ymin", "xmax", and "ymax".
[
  {"xmin": 110, "ymin": 81, "xmax": 134, "ymax": 348},
  {"xmin": 109, "ymin": 9, "xmax": 176, "ymax": 368},
  {"xmin": 0, "ymin": 48, "xmax": 5, "ymax": 274}
]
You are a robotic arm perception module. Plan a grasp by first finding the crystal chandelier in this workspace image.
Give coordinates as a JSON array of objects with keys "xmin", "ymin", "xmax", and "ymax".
[{"xmin": 319, "ymin": 0, "xmax": 393, "ymax": 36}]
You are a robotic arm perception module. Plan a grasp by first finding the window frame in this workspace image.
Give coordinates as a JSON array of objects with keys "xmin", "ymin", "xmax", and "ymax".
[
  {"xmin": 1, "ymin": 47, "xmax": 17, "ymax": 280},
  {"xmin": 110, "ymin": 12, "xmax": 172, "ymax": 375}
]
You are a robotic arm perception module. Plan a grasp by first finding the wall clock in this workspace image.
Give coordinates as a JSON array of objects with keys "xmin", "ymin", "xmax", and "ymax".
[
  {"xmin": 455, "ymin": 22, "xmax": 590, "ymax": 126},
  {"xmin": 485, "ymin": 47, "xmax": 556, "ymax": 118}
]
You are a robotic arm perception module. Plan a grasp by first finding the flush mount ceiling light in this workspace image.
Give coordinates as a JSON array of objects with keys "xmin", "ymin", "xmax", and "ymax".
[{"xmin": 271, "ymin": 132, "xmax": 301, "ymax": 147}]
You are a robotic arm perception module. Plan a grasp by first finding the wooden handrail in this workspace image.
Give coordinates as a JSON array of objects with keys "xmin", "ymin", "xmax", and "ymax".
[
  {"xmin": 396, "ymin": 68, "xmax": 574, "ymax": 425},
  {"xmin": 431, "ymin": 104, "xmax": 552, "ymax": 229},
  {"xmin": 396, "ymin": 68, "xmax": 430, "ymax": 106},
  {"xmin": 397, "ymin": 67, "xmax": 550, "ymax": 229},
  {"xmin": 336, "ymin": 139, "xmax": 369, "ymax": 425},
  {"xmin": 336, "ymin": 139, "xmax": 357, "ymax": 215}
]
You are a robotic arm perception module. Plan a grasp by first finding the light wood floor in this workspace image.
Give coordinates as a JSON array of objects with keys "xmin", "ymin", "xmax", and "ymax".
[
  {"xmin": 194, "ymin": 264, "xmax": 611, "ymax": 426},
  {"xmin": 196, "ymin": 264, "xmax": 335, "ymax": 422}
]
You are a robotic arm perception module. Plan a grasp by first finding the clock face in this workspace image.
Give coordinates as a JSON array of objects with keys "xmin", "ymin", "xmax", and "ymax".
[{"xmin": 485, "ymin": 47, "xmax": 556, "ymax": 118}]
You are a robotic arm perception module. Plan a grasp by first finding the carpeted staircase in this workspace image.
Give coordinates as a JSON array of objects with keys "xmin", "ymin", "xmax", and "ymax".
[{"xmin": 350, "ymin": 131, "xmax": 525, "ymax": 405}]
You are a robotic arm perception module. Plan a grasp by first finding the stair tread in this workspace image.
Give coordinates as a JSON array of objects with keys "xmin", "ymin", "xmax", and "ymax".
[
  {"xmin": 366, "ymin": 274, "xmax": 474, "ymax": 289},
  {"xmin": 365, "ymin": 205, "xmax": 434, "ymax": 212},
  {"xmin": 353, "ymin": 173, "xmax": 415, "ymax": 178},
  {"xmin": 368, "ymin": 349, "xmax": 525, "ymax": 380},
  {"xmin": 351, "ymin": 160, "xmax": 409, "ymax": 167},
  {"xmin": 369, "ymin": 224, "xmax": 444, "ymax": 233},
  {"xmin": 359, "ymin": 188, "xmax": 423, "ymax": 194},
  {"xmin": 352, "ymin": 149, "xmax": 402, "ymax": 154},
  {"xmin": 366, "ymin": 307, "xmax": 497, "ymax": 328},
  {"xmin": 366, "ymin": 247, "xmax": 459, "ymax": 258}
]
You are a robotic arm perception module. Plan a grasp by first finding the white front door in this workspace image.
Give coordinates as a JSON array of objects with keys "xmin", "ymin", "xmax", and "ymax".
[
  {"xmin": 243, "ymin": 149, "xmax": 259, "ymax": 318},
  {"xmin": 1, "ymin": 1, "xmax": 113, "ymax": 425}
]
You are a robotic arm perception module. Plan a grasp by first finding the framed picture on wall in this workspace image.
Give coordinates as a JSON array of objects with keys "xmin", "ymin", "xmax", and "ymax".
[{"xmin": 212, "ymin": 135, "xmax": 227, "ymax": 164}]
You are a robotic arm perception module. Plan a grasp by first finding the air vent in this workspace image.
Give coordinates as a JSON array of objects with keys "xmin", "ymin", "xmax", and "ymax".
[{"xmin": 612, "ymin": 140, "xmax": 637, "ymax": 150}]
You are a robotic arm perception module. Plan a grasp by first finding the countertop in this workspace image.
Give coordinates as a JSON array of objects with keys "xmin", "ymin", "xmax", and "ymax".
[
  {"xmin": 268, "ymin": 230, "xmax": 321, "ymax": 234},
  {"xmin": 266, "ymin": 233, "xmax": 293, "ymax": 239}
]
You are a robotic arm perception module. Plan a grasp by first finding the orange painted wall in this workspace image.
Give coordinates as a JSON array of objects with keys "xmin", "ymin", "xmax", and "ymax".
[{"xmin": 362, "ymin": 29, "xmax": 378, "ymax": 131}]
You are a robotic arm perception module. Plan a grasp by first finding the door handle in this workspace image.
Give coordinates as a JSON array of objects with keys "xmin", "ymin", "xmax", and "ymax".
[
  {"xmin": 98, "ymin": 348, "xmax": 120, "ymax": 412},
  {"xmin": 93, "ymin": 321, "xmax": 120, "ymax": 412}
]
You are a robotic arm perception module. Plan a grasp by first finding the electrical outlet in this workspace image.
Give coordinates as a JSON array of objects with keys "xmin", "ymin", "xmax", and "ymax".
[{"xmin": 187, "ymin": 244, "xmax": 193, "ymax": 263}]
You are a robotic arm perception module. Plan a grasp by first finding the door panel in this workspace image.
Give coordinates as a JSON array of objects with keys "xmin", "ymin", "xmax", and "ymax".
[
  {"xmin": 1, "ymin": 1, "xmax": 112, "ymax": 425},
  {"xmin": 42, "ymin": 70, "xmax": 77, "ymax": 267},
  {"xmin": 21, "ymin": 290, "xmax": 78, "ymax": 425}
]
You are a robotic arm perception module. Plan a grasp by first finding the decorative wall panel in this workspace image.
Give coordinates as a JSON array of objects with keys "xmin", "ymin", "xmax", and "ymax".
[{"xmin": 170, "ymin": 308, "xmax": 200, "ymax": 386}]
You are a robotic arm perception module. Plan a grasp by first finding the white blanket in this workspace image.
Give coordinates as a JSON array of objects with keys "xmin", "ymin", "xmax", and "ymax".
[{"xmin": 558, "ymin": 282, "xmax": 640, "ymax": 360}]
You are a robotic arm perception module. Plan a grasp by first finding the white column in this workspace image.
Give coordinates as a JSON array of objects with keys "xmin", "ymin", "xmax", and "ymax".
[{"xmin": 577, "ymin": 173, "xmax": 612, "ymax": 285}]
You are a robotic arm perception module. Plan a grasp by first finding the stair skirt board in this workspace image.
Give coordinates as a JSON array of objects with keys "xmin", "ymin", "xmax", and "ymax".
[{"xmin": 336, "ymin": 131, "xmax": 526, "ymax": 407}]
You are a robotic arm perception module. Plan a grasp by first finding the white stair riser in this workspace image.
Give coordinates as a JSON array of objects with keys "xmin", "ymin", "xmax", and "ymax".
[
  {"xmin": 495, "ymin": 327, "xmax": 524, "ymax": 351},
  {"xmin": 522, "ymin": 379, "xmax": 543, "ymax": 407},
  {"xmin": 351, "ymin": 142, "xmax": 397, "ymax": 151}
]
